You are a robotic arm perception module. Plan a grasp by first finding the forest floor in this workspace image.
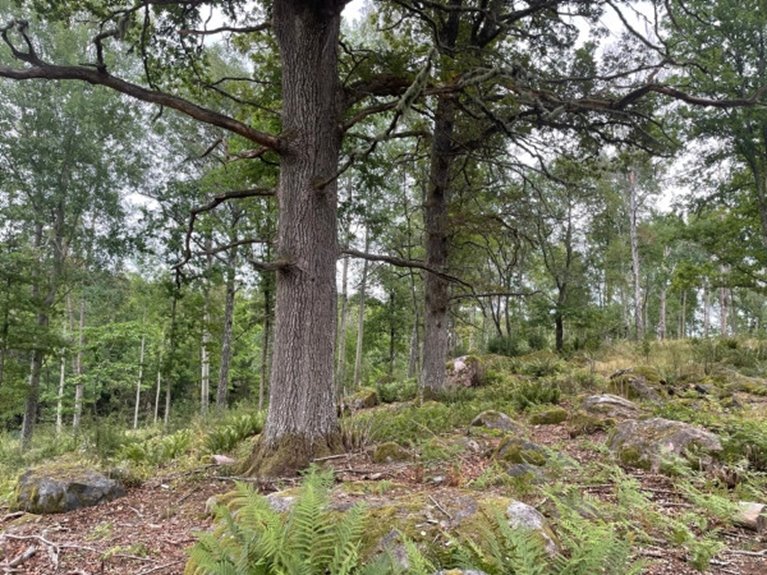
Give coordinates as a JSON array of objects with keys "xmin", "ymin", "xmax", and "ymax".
[
  {"xmin": 2, "ymin": 344, "xmax": 767, "ymax": 574},
  {"xmin": 2, "ymin": 420, "xmax": 766, "ymax": 574}
]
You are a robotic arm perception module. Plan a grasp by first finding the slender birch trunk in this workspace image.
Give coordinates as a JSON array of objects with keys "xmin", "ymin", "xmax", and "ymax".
[
  {"xmin": 55, "ymin": 313, "xmax": 69, "ymax": 435},
  {"xmin": 658, "ymin": 285, "xmax": 667, "ymax": 340},
  {"xmin": 703, "ymin": 283, "xmax": 711, "ymax": 337},
  {"xmin": 352, "ymin": 230, "xmax": 370, "ymax": 390},
  {"xmin": 336, "ymin": 254, "xmax": 350, "ymax": 391},
  {"xmin": 720, "ymin": 286, "xmax": 729, "ymax": 336},
  {"xmin": 201, "ymin": 236, "xmax": 212, "ymax": 416},
  {"xmin": 153, "ymin": 368, "xmax": 162, "ymax": 425},
  {"xmin": 72, "ymin": 298, "xmax": 85, "ymax": 431},
  {"xmin": 56, "ymin": 349, "xmax": 66, "ymax": 435},
  {"xmin": 133, "ymin": 333, "xmax": 145, "ymax": 429},
  {"xmin": 216, "ymin": 241, "xmax": 238, "ymax": 408},
  {"xmin": 627, "ymin": 169, "xmax": 644, "ymax": 340}
]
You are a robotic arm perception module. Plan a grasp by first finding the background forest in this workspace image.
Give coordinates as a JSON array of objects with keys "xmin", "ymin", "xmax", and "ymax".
[
  {"xmin": 0, "ymin": 0, "xmax": 764, "ymax": 448},
  {"xmin": 2, "ymin": 2, "xmax": 767, "ymax": 574}
]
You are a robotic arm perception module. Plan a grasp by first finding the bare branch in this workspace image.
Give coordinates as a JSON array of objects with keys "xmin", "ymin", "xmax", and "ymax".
[
  {"xmin": 179, "ymin": 22, "xmax": 270, "ymax": 36},
  {"xmin": 450, "ymin": 290, "xmax": 539, "ymax": 301},
  {"xmin": 245, "ymin": 256, "xmax": 291, "ymax": 273},
  {"xmin": 341, "ymin": 247, "xmax": 473, "ymax": 289},
  {"xmin": 174, "ymin": 188, "xmax": 275, "ymax": 271}
]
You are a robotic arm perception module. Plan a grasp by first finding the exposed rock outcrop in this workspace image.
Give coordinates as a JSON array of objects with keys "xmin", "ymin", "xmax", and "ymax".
[
  {"xmin": 469, "ymin": 410, "xmax": 527, "ymax": 436},
  {"xmin": 608, "ymin": 417, "xmax": 722, "ymax": 472},
  {"xmin": 13, "ymin": 466, "xmax": 125, "ymax": 514},
  {"xmin": 447, "ymin": 356, "xmax": 485, "ymax": 388}
]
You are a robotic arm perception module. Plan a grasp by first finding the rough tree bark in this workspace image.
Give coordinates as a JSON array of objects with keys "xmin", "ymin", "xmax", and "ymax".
[
  {"xmin": 258, "ymin": 241, "xmax": 274, "ymax": 413},
  {"xmin": 421, "ymin": 95, "xmax": 456, "ymax": 396},
  {"xmin": 246, "ymin": 0, "xmax": 344, "ymax": 476}
]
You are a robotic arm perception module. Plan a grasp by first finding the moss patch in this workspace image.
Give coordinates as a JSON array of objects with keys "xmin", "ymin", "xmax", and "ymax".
[
  {"xmin": 370, "ymin": 442, "xmax": 411, "ymax": 464},
  {"xmin": 495, "ymin": 437, "xmax": 548, "ymax": 466},
  {"xmin": 242, "ymin": 431, "xmax": 342, "ymax": 478},
  {"xmin": 529, "ymin": 406, "xmax": 568, "ymax": 425}
]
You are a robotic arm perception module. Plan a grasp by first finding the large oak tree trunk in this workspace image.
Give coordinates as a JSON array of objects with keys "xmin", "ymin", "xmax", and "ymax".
[{"xmin": 248, "ymin": 0, "xmax": 344, "ymax": 476}]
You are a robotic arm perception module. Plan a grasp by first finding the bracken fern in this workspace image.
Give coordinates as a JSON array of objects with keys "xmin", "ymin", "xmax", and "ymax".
[{"xmin": 185, "ymin": 468, "xmax": 367, "ymax": 575}]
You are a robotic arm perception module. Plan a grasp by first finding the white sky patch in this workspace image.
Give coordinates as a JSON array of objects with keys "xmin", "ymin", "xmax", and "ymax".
[{"xmin": 343, "ymin": 0, "xmax": 366, "ymax": 22}]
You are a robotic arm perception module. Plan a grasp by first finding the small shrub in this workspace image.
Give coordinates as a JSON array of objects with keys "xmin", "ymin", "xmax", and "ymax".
[
  {"xmin": 487, "ymin": 335, "xmax": 528, "ymax": 357},
  {"xmin": 451, "ymin": 503, "xmax": 641, "ymax": 575},
  {"xmin": 721, "ymin": 419, "xmax": 767, "ymax": 471},
  {"xmin": 515, "ymin": 352, "xmax": 564, "ymax": 378},
  {"xmin": 376, "ymin": 379, "xmax": 418, "ymax": 403},
  {"xmin": 511, "ymin": 380, "xmax": 561, "ymax": 411}
]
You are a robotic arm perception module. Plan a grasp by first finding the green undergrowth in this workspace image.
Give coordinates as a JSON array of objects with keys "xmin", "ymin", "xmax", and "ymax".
[
  {"xmin": 0, "ymin": 403, "xmax": 267, "ymax": 502},
  {"xmin": 187, "ymin": 467, "xmax": 643, "ymax": 575}
]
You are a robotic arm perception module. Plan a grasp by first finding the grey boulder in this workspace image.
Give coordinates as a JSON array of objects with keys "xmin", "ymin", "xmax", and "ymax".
[
  {"xmin": 13, "ymin": 466, "xmax": 125, "ymax": 514},
  {"xmin": 609, "ymin": 417, "xmax": 722, "ymax": 471}
]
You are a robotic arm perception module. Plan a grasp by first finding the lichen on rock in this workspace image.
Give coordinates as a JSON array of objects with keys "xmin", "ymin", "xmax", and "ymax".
[
  {"xmin": 608, "ymin": 417, "xmax": 722, "ymax": 472},
  {"xmin": 12, "ymin": 465, "xmax": 125, "ymax": 514}
]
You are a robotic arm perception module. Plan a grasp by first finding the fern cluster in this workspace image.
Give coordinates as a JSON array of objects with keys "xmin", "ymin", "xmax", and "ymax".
[
  {"xmin": 452, "ymin": 506, "xmax": 641, "ymax": 575},
  {"xmin": 186, "ymin": 468, "xmax": 399, "ymax": 575},
  {"xmin": 204, "ymin": 412, "xmax": 265, "ymax": 454}
]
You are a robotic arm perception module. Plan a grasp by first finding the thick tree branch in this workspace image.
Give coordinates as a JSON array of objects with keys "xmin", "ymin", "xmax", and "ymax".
[{"xmin": 0, "ymin": 20, "xmax": 282, "ymax": 150}]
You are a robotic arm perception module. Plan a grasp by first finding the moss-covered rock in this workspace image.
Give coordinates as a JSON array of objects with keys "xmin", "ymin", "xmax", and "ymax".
[
  {"xmin": 505, "ymin": 463, "xmax": 546, "ymax": 483},
  {"xmin": 608, "ymin": 368, "xmax": 663, "ymax": 401},
  {"xmin": 12, "ymin": 465, "xmax": 125, "ymax": 514},
  {"xmin": 529, "ymin": 406, "xmax": 568, "ymax": 425},
  {"xmin": 370, "ymin": 441, "xmax": 412, "ymax": 464},
  {"xmin": 495, "ymin": 437, "xmax": 548, "ymax": 466},
  {"xmin": 469, "ymin": 410, "xmax": 527, "ymax": 436},
  {"xmin": 506, "ymin": 500, "xmax": 558, "ymax": 556},
  {"xmin": 446, "ymin": 355, "xmax": 486, "ymax": 388},
  {"xmin": 582, "ymin": 394, "xmax": 642, "ymax": 419},
  {"xmin": 608, "ymin": 417, "xmax": 722, "ymax": 472},
  {"xmin": 348, "ymin": 387, "xmax": 380, "ymax": 410}
]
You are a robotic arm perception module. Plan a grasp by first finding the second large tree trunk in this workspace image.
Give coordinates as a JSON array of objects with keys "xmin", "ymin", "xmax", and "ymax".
[
  {"xmin": 421, "ymin": 95, "xmax": 456, "ymax": 397},
  {"xmin": 247, "ymin": 0, "xmax": 344, "ymax": 476}
]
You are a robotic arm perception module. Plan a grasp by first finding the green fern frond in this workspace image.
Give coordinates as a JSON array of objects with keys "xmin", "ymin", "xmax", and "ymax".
[{"xmin": 403, "ymin": 539, "xmax": 435, "ymax": 575}]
